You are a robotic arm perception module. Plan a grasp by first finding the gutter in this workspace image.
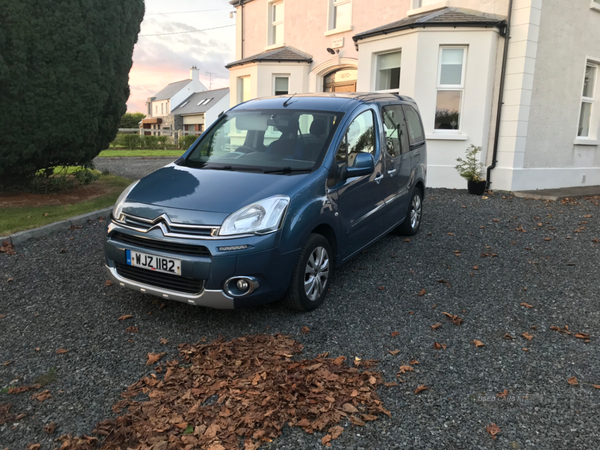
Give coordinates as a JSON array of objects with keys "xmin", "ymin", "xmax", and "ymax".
[
  {"xmin": 486, "ymin": 0, "xmax": 514, "ymax": 191},
  {"xmin": 241, "ymin": 0, "xmax": 245, "ymax": 59}
]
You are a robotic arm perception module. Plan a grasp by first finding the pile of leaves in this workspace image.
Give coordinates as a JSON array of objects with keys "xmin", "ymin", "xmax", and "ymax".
[{"xmin": 59, "ymin": 334, "xmax": 390, "ymax": 450}]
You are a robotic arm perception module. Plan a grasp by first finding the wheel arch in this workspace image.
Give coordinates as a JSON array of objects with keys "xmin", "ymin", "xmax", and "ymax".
[{"xmin": 310, "ymin": 223, "xmax": 338, "ymax": 266}]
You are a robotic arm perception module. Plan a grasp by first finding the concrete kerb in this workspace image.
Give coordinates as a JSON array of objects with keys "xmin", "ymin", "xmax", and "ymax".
[{"xmin": 0, "ymin": 207, "xmax": 112, "ymax": 247}]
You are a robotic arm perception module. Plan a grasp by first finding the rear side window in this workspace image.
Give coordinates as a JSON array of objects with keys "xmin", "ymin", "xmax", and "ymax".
[
  {"xmin": 382, "ymin": 105, "xmax": 408, "ymax": 156},
  {"xmin": 336, "ymin": 110, "xmax": 375, "ymax": 165},
  {"xmin": 402, "ymin": 105, "xmax": 425, "ymax": 145}
]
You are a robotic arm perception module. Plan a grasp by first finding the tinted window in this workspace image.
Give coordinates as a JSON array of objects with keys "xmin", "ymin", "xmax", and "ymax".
[
  {"xmin": 336, "ymin": 110, "xmax": 375, "ymax": 166},
  {"xmin": 402, "ymin": 105, "xmax": 425, "ymax": 145},
  {"xmin": 382, "ymin": 105, "xmax": 408, "ymax": 157},
  {"xmin": 182, "ymin": 109, "xmax": 343, "ymax": 171}
]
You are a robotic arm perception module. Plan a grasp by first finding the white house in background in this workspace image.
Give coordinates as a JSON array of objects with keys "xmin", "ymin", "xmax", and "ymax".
[
  {"xmin": 226, "ymin": 0, "xmax": 600, "ymax": 192},
  {"xmin": 141, "ymin": 67, "xmax": 229, "ymax": 135}
]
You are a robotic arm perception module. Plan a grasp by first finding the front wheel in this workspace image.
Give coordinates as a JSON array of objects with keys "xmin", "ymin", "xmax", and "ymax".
[
  {"xmin": 397, "ymin": 188, "xmax": 423, "ymax": 236},
  {"xmin": 283, "ymin": 234, "xmax": 332, "ymax": 312}
]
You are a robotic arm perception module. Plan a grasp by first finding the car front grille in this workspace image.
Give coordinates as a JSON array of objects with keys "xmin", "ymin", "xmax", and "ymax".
[
  {"xmin": 115, "ymin": 263, "xmax": 204, "ymax": 294},
  {"xmin": 112, "ymin": 232, "xmax": 211, "ymax": 257}
]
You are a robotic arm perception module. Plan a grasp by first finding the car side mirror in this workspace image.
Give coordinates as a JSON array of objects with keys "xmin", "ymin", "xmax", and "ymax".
[{"xmin": 342, "ymin": 153, "xmax": 375, "ymax": 180}]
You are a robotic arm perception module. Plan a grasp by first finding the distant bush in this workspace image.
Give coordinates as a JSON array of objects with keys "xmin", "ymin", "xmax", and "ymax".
[
  {"xmin": 122, "ymin": 134, "xmax": 141, "ymax": 150},
  {"xmin": 141, "ymin": 135, "xmax": 159, "ymax": 149},
  {"xmin": 179, "ymin": 135, "xmax": 198, "ymax": 149},
  {"xmin": 157, "ymin": 136, "xmax": 169, "ymax": 149}
]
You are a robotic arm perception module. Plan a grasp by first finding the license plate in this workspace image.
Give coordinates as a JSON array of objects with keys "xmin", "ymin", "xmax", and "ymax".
[{"xmin": 126, "ymin": 250, "xmax": 181, "ymax": 276}]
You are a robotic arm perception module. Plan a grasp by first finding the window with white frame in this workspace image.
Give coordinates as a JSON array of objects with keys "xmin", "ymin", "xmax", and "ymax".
[
  {"xmin": 434, "ymin": 47, "xmax": 467, "ymax": 131},
  {"xmin": 274, "ymin": 76, "xmax": 289, "ymax": 96},
  {"xmin": 238, "ymin": 76, "xmax": 251, "ymax": 103},
  {"xmin": 328, "ymin": 0, "xmax": 352, "ymax": 32},
  {"xmin": 268, "ymin": 1, "xmax": 284, "ymax": 46},
  {"xmin": 376, "ymin": 51, "xmax": 401, "ymax": 91},
  {"xmin": 578, "ymin": 63, "xmax": 598, "ymax": 138},
  {"xmin": 412, "ymin": 0, "xmax": 423, "ymax": 8}
]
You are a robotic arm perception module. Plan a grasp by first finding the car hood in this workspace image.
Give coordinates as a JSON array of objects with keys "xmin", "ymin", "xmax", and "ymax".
[{"xmin": 126, "ymin": 164, "xmax": 310, "ymax": 214}]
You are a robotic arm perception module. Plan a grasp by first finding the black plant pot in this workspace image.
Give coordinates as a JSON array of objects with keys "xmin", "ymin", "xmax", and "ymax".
[{"xmin": 467, "ymin": 180, "xmax": 486, "ymax": 195}]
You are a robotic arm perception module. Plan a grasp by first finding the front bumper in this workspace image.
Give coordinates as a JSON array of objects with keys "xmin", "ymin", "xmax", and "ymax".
[
  {"xmin": 104, "ymin": 221, "xmax": 299, "ymax": 309},
  {"xmin": 105, "ymin": 265, "xmax": 235, "ymax": 308}
]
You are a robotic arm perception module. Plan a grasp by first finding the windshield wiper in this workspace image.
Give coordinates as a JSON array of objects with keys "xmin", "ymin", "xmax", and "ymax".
[{"xmin": 263, "ymin": 167, "xmax": 312, "ymax": 174}]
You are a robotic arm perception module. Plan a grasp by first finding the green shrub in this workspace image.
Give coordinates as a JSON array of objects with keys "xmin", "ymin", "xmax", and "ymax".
[
  {"xmin": 179, "ymin": 135, "xmax": 198, "ymax": 149},
  {"xmin": 141, "ymin": 135, "xmax": 159, "ymax": 149},
  {"xmin": 122, "ymin": 134, "xmax": 141, "ymax": 150},
  {"xmin": 455, "ymin": 145, "xmax": 484, "ymax": 182},
  {"xmin": 157, "ymin": 136, "xmax": 169, "ymax": 149}
]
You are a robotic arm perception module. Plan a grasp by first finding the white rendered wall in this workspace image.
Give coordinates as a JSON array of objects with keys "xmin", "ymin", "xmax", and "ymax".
[{"xmin": 514, "ymin": 0, "xmax": 600, "ymax": 191}]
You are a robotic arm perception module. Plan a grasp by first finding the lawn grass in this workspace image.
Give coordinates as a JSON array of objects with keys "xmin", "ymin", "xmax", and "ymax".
[
  {"xmin": 0, "ymin": 174, "xmax": 131, "ymax": 235},
  {"xmin": 98, "ymin": 149, "xmax": 184, "ymax": 158}
]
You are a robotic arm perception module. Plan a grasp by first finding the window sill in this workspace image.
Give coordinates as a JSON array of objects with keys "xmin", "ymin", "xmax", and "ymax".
[
  {"xmin": 426, "ymin": 133, "xmax": 468, "ymax": 141},
  {"xmin": 324, "ymin": 26, "xmax": 353, "ymax": 37},
  {"xmin": 265, "ymin": 43, "xmax": 286, "ymax": 51},
  {"xmin": 407, "ymin": 1, "xmax": 449, "ymax": 17},
  {"xmin": 591, "ymin": 2, "xmax": 600, "ymax": 12},
  {"xmin": 574, "ymin": 138, "xmax": 599, "ymax": 146}
]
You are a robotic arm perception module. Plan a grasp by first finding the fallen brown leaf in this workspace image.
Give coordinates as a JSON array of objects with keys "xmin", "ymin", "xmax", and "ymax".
[
  {"xmin": 414, "ymin": 385, "xmax": 428, "ymax": 394},
  {"xmin": 391, "ymin": 331, "xmax": 400, "ymax": 337},
  {"xmin": 472, "ymin": 340, "xmax": 485, "ymax": 348},
  {"xmin": 44, "ymin": 422, "xmax": 56, "ymax": 434},
  {"xmin": 592, "ymin": 385, "xmax": 600, "ymax": 390},
  {"xmin": 159, "ymin": 338, "xmax": 169, "ymax": 345},
  {"xmin": 329, "ymin": 425, "xmax": 344, "ymax": 439},
  {"xmin": 568, "ymin": 377, "xmax": 578, "ymax": 385},
  {"xmin": 55, "ymin": 348, "xmax": 69, "ymax": 354},
  {"xmin": 431, "ymin": 323, "xmax": 442, "ymax": 330},
  {"xmin": 575, "ymin": 333, "xmax": 590, "ymax": 340},
  {"xmin": 486, "ymin": 423, "xmax": 501, "ymax": 439},
  {"xmin": 442, "ymin": 312, "xmax": 463, "ymax": 326},
  {"xmin": 117, "ymin": 315, "xmax": 133, "ymax": 321},
  {"xmin": 503, "ymin": 333, "xmax": 514, "ymax": 340},
  {"xmin": 332, "ymin": 355, "xmax": 346, "ymax": 366},
  {"xmin": 496, "ymin": 390, "xmax": 509, "ymax": 399},
  {"xmin": 7, "ymin": 384, "xmax": 41, "ymax": 394},
  {"xmin": 409, "ymin": 360, "xmax": 419, "ymax": 365},
  {"xmin": 433, "ymin": 342, "xmax": 447, "ymax": 350},
  {"xmin": 418, "ymin": 289, "xmax": 426, "ymax": 296},
  {"xmin": 398, "ymin": 365, "xmax": 414, "ymax": 374},
  {"xmin": 32, "ymin": 390, "xmax": 51, "ymax": 402},
  {"xmin": 104, "ymin": 280, "xmax": 113, "ymax": 286},
  {"xmin": 388, "ymin": 349, "xmax": 400, "ymax": 356},
  {"xmin": 301, "ymin": 326, "xmax": 310, "ymax": 334},
  {"xmin": 146, "ymin": 352, "xmax": 165, "ymax": 365},
  {"xmin": 520, "ymin": 302, "xmax": 534, "ymax": 308},
  {"xmin": 125, "ymin": 326, "xmax": 139, "ymax": 333},
  {"xmin": 522, "ymin": 332, "xmax": 534, "ymax": 341}
]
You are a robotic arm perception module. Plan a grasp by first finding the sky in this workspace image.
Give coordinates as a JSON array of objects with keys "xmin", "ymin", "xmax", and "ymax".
[{"xmin": 127, "ymin": 0, "xmax": 237, "ymax": 112}]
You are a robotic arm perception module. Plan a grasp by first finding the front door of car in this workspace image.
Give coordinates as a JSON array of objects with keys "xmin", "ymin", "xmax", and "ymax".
[
  {"xmin": 381, "ymin": 105, "xmax": 411, "ymax": 223},
  {"xmin": 329, "ymin": 109, "xmax": 388, "ymax": 260}
]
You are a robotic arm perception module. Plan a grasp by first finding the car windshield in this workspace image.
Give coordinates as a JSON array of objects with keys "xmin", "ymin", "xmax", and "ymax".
[{"xmin": 180, "ymin": 109, "xmax": 344, "ymax": 172}]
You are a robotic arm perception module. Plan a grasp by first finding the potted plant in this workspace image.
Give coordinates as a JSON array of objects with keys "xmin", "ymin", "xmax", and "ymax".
[{"xmin": 455, "ymin": 145, "xmax": 486, "ymax": 195}]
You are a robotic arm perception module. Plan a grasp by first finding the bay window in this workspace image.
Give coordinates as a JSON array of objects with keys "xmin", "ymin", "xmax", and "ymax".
[{"xmin": 435, "ymin": 47, "xmax": 467, "ymax": 131}]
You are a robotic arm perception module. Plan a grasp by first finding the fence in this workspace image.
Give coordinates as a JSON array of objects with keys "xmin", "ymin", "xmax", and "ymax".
[{"xmin": 111, "ymin": 128, "xmax": 203, "ymax": 150}]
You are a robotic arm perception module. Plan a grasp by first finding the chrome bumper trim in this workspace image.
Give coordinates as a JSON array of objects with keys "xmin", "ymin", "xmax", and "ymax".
[{"xmin": 105, "ymin": 265, "xmax": 234, "ymax": 309}]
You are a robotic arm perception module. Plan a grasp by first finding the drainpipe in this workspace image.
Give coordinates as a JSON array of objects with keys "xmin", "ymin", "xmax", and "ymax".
[
  {"xmin": 241, "ymin": 0, "xmax": 245, "ymax": 59},
  {"xmin": 486, "ymin": 0, "xmax": 514, "ymax": 191}
]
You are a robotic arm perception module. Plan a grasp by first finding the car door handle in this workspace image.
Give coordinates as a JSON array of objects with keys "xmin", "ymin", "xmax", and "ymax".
[
  {"xmin": 374, "ymin": 173, "xmax": 383, "ymax": 184},
  {"xmin": 387, "ymin": 169, "xmax": 396, "ymax": 175}
]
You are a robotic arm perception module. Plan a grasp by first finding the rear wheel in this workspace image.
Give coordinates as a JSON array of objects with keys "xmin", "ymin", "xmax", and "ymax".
[
  {"xmin": 283, "ymin": 234, "xmax": 332, "ymax": 312},
  {"xmin": 397, "ymin": 187, "xmax": 423, "ymax": 236}
]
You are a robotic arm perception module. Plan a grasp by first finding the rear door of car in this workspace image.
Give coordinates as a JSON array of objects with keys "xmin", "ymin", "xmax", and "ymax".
[
  {"xmin": 402, "ymin": 104, "xmax": 426, "ymax": 179},
  {"xmin": 380, "ymin": 104, "xmax": 411, "ymax": 222}
]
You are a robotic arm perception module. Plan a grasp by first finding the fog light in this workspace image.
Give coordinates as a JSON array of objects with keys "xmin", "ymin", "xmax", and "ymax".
[{"xmin": 236, "ymin": 279, "xmax": 249, "ymax": 291}]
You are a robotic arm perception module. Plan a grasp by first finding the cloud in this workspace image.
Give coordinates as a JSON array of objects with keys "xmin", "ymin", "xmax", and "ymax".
[{"xmin": 127, "ymin": 17, "xmax": 235, "ymax": 112}]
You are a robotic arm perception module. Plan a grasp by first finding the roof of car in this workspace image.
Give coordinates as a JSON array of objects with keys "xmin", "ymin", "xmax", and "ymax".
[{"xmin": 232, "ymin": 92, "xmax": 417, "ymax": 113}]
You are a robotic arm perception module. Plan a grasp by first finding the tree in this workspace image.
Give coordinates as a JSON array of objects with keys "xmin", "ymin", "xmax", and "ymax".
[
  {"xmin": 0, "ymin": 0, "xmax": 145, "ymax": 186},
  {"xmin": 120, "ymin": 112, "xmax": 146, "ymax": 129}
]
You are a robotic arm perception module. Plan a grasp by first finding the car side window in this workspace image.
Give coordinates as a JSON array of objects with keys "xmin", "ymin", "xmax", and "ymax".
[
  {"xmin": 336, "ymin": 110, "xmax": 375, "ymax": 166},
  {"xmin": 382, "ymin": 105, "xmax": 409, "ymax": 157},
  {"xmin": 402, "ymin": 105, "xmax": 425, "ymax": 147}
]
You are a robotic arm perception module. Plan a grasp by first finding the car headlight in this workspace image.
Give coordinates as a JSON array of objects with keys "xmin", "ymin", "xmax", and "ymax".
[
  {"xmin": 220, "ymin": 195, "xmax": 290, "ymax": 236},
  {"xmin": 112, "ymin": 180, "xmax": 140, "ymax": 222}
]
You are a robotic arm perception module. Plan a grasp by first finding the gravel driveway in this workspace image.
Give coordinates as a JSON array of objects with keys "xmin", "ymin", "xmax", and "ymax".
[
  {"xmin": 93, "ymin": 156, "xmax": 176, "ymax": 180},
  {"xmin": 1, "ymin": 190, "xmax": 599, "ymax": 449}
]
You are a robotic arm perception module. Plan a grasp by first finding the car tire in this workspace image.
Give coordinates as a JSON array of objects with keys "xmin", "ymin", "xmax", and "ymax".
[
  {"xmin": 397, "ymin": 187, "xmax": 423, "ymax": 236},
  {"xmin": 283, "ymin": 234, "xmax": 332, "ymax": 312}
]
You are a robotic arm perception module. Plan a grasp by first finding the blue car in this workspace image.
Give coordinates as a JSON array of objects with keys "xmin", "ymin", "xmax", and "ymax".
[{"xmin": 105, "ymin": 93, "xmax": 427, "ymax": 311}]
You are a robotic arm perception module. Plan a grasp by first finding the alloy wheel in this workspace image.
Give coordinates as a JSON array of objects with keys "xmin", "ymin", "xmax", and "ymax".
[
  {"xmin": 410, "ymin": 193, "xmax": 422, "ymax": 230},
  {"xmin": 304, "ymin": 246, "xmax": 329, "ymax": 301}
]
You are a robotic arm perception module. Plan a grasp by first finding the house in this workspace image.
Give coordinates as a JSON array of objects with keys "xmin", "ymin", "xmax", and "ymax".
[
  {"xmin": 141, "ymin": 67, "xmax": 230, "ymax": 136},
  {"xmin": 226, "ymin": 0, "xmax": 600, "ymax": 192}
]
